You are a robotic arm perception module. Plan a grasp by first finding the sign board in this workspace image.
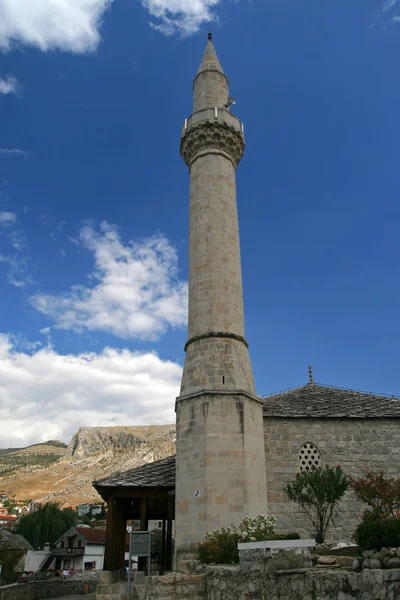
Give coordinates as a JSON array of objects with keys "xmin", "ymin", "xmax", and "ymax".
[
  {"xmin": 131, "ymin": 531, "xmax": 151, "ymax": 557},
  {"xmin": 127, "ymin": 530, "xmax": 152, "ymax": 600}
]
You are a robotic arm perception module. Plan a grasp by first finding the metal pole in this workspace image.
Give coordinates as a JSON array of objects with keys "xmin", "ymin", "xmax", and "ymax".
[{"xmin": 127, "ymin": 528, "xmax": 133, "ymax": 600}]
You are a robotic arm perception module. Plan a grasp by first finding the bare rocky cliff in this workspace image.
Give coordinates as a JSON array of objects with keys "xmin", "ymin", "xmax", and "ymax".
[
  {"xmin": 0, "ymin": 425, "xmax": 176, "ymax": 505},
  {"xmin": 69, "ymin": 426, "xmax": 144, "ymax": 458}
]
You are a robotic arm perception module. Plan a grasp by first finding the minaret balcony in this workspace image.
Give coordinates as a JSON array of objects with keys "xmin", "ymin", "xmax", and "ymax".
[
  {"xmin": 181, "ymin": 108, "xmax": 245, "ymax": 168},
  {"xmin": 181, "ymin": 107, "xmax": 243, "ymax": 138}
]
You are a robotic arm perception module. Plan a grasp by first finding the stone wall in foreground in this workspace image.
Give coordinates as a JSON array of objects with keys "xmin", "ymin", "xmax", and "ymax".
[
  {"xmin": 145, "ymin": 573, "xmax": 206, "ymax": 600},
  {"xmin": 129, "ymin": 548, "xmax": 400, "ymax": 600},
  {"xmin": 206, "ymin": 548, "xmax": 400, "ymax": 600},
  {"xmin": 0, "ymin": 579, "xmax": 96, "ymax": 600}
]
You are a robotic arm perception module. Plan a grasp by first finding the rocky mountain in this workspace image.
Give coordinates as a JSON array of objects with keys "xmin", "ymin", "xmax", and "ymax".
[{"xmin": 0, "ymin": 425, "xmax": 176, "ymax": 506}]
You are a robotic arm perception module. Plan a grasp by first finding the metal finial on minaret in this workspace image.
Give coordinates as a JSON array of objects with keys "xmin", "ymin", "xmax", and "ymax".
[
  {"xmin": 308, "ymin": 365, "xmax": 314, "ymax": 384},
  {"xmin": 208, "ymin": 31, "xmax": 212, "ymax": 41}
]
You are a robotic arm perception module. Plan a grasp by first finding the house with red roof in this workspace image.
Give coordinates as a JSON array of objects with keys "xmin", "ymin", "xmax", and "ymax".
[
  {"xmin": 26, "ymin": 526, "xmax": 108, "ymax": 573},
  {"xmin": 0, "ymin": 514, "xmax": 17, "ymax": 525}
]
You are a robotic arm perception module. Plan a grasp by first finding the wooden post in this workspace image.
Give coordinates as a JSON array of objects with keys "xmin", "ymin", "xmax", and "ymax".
[
  {"xmin": 104, "ymin": 496, "xmax": 126, "ymax": 571},
  {"xmin": 166, "ymin": 498, "xmax": 173, "ymax": 572},
  {"xmin": 114, "ymin": 500, "xmax": 127, "ymax": 570},
  {"xmin": 140, "ymin": 497, "xmax": 147, "ymax": 530},
  {"xmin": 104, "ymin": 496, "xmax": 115, "ymax": 571}
]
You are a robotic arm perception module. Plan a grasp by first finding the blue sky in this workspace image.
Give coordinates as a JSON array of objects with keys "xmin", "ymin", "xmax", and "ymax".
[{"xmin": 1, "ymin": 0, "xmax": 400, "ymax": 447}]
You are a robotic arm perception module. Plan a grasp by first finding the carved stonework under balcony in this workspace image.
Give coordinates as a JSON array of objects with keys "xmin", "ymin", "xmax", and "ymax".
[{"xmin": 180, "ymin": 120, "xmax": 245, "ymax": 167}]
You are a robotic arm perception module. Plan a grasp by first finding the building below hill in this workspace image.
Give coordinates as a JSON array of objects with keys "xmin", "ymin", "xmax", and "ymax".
[
  {"xmin": 0, "ymin": 514, "xmax": 17, "ymax": 526},
  {"xmin": 26, "ymin": 526, "xmax": 107, "ymax": 573}
]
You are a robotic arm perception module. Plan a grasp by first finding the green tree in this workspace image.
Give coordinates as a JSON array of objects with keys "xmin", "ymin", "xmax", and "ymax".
[
  {"xmin": 0, "ymin": 548, "xmax": 24, "ymax": 584},
  {"xmin": 284, "ymin": 465, "xmax": 349, "ymax": 544},
  {"xmin": 15, "ymin": 502, "xmax": 83, "ymax": 549}
]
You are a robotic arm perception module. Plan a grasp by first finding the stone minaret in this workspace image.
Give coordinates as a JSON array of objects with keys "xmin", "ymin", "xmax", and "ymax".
[{"xmin": 175, "ymin": 35, "xmax": 267, "ymax": 569}]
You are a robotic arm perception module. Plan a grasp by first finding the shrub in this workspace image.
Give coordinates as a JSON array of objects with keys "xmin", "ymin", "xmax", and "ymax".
[
  {"xmin": 237, "ymin": 514, "xmax": 276, "ymax": 543},
  {"xmin": 197, "ymin": 526, "xmax": 240, "ymax": 565},
  {"xmin": 273, "ymin": 532, "xmax": 301, "ymax": 540},
  {"xmin": 355, "ymin": 511, "xmax": 400, "ymax": 551},
  {"xmin": 197, "ymin": 515, "xmax": 277, "ymax": 565},
  {"xmin": 350, "ymin": 472, "xmax": 400, "ymax": 518},
  {"xmin": 0, "ymin": 549, "xmax": 24, "ymax": 584},
  {"xmin": 284, "ymin": 465, "xmax": 349, "ymax": 544},
  {"xmin": 350, "ymin": 472, "xmax": 400, "ymax": 550}
]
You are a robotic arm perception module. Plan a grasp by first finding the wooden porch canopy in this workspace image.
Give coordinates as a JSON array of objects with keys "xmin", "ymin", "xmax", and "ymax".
[{"xmin": 93, "ymin": 455, "xmax": 176, "ymax": 573}]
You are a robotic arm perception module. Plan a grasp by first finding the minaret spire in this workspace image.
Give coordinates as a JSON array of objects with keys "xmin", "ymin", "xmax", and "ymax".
[
  {"xmin": 196, "ymin": 34, "xmax": 225, "ymax": 77},
  {"xmin": 194, "ymin": 35, "xmax": 228, "ymax": 112},
  {"xmin": 175, "ymin": 38, "xmax": 267, "ymax": 571}
]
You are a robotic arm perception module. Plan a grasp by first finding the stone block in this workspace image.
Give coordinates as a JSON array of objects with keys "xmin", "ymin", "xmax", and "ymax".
[
  {"xmin": 389, "ymin": 557, "xmax": 400, "ymax": 569},
  {"xmin": 370, "ymin": 558, "xmax": 382, "ymax": 569},
  {"xmin": 317, "ymin": 556, "xmax": 336, "ymax": 565}
]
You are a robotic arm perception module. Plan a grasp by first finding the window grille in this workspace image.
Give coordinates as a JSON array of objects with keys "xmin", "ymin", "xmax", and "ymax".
[{"xmin": 299, "ymin": 442, "xmax": 321, "ymax": 472}]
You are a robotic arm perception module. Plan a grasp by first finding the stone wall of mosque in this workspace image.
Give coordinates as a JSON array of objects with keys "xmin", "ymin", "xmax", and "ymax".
[{"xmin": 263, "ymin": 417, "xmax": 400, "ymax": 541}]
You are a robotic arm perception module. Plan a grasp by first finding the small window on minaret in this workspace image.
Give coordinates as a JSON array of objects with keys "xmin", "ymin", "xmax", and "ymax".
[{"xmin": 299, "ymin": 443, "xmax": 321, "ymax": 472}]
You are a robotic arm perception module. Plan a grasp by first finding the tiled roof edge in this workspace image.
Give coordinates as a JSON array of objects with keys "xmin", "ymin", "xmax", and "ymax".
[{"xmin": 261, "ymin": 381, "xmax": 400, "ymax": 400}]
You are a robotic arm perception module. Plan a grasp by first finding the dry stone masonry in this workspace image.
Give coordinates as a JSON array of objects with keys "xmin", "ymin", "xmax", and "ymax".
[{"xmin": 96, "ymin": 547, "xmax": 400, "ymax": 600}]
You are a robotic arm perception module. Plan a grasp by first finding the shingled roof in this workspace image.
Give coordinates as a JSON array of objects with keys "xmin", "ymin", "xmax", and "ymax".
[
  {"xmin": 92, "ymin": 385, "xmax": 400, "ymax": 492},
  {"xmin": 94, "ymin": 455, "xmax": 176, "ymax": 489},
  {"xmin": 76, "ymin": 526, "xmax": 107, "ymax": 544},
  {"xmin": 262, "ymin": 382, "xmax": 400, "ymax": 419}
]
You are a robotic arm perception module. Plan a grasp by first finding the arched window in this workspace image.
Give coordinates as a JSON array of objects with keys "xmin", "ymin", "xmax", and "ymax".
[{"xmin": 299, "ymin": 442, "xmax": 321, "ymax": 472}]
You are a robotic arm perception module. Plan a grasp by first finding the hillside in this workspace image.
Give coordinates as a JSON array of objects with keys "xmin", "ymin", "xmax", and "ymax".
[
  {"xmin": 0, "ymin": 425, "xmax": 176, "ymax": 505},
  {"xmin": 0, "ymin": 441, "xmax": 69, "ymax": 479}
]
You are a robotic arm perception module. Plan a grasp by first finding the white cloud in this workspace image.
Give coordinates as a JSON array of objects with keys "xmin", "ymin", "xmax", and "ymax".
[
  {"xmin": 0, "ymin": 213, "xmax": 33, "ymax": 287},
  {"xmin": 142, "ymin": 0, "xmax": 221, "ymax": 36},
  {"xmin": 0, "ymin": 0, "xmax": 223, "ymax": 51},
  {"xmin": 30, "ymin": 222, "xmax": 188, "ymax": 340},
  {"xmin": 0, "ymin": 76, "xmax": 18, "ymax": 95},
  {"xmin": 0, "ymin": 334, "xmax": 180, "ymax": 447},
  {"xmin": 379, "ymin": 0, "xmax": 400, "ymax": 25},
  {"xmin": 0, "ymin": 148, "xmax": 28, "ymax": 158},
  {"xmin": 0, "ymin": 0, "xmax": 113, "ymax": 53},
  {"xmin": 383, "ymin": 0, "xmax": 398, "ymax": 12},
  {"xmin": 0, "ymin": 212, "xmax": 17, "ymax": 224}
]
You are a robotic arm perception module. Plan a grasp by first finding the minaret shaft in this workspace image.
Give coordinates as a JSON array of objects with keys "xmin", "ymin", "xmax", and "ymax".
[
  {"xmin": 175, "ymin": 37, "xmax": 267, "ymax": 571},
  {"xmin": 188, "ymin": 153, "xmax": 245, "ymax": 339},
  {"xmin": 180, "ymin": 149, "xmax": 256, "ymax": 396}
]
